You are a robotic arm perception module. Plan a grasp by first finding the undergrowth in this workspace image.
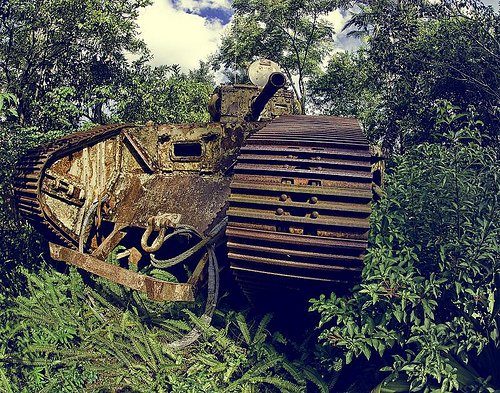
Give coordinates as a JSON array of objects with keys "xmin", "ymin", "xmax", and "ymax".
[{"xmin": 0, "ymin": 266, "xmax": 333, "ymax": 392}]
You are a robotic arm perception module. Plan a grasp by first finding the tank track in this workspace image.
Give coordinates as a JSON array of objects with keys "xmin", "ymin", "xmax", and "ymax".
[
  {"xmin": 13, "ymin": 124, "xmax": 132, "ymax": 248},
  {"xmin": 226, "ymin": 115, "xmax": 373, "ymax": 305}
]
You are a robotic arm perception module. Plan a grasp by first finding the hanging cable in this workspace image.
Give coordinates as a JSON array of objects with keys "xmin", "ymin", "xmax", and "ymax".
[{"xmin": 157, "ymin": 219, "xmax": 226, "ymax": 349}]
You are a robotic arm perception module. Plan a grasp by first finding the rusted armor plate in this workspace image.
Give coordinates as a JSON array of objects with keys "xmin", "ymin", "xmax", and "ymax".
[{"xmin": 13, "ymin": 122, "xmax": 260, "ymax": 247}]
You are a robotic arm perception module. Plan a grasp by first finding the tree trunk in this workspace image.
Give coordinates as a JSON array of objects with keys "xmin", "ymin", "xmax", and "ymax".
[{"xmin": 93, "ymin": 102, "xmax": 104, "ymax": 124}]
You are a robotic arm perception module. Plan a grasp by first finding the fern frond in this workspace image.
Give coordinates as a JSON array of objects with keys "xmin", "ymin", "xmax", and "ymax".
[
  {"xmin": 235, "ymin": 313, "xmax": 252, "ymax": 346},
  {"xmin": 158, "ymin": 319, "xmax": 191, "ymax": 336},
  {"xmin": 22, "ymin": 344, "xmax": 58, "ymax": 354},
  {"xmin": 227, "ymin": 375, "xmax": 303, "ymax": 393},
  {"xmin": 244, "ymin": 356, "xmax": 282, "ymax": 378},
  {"xmin": 0, "ymin": 367, "xmax": 13, "ymax": 393},
  {"xmin": 132, "ymin": 336, "xmax": 155, "ymax": 370},
  {"xmin": 240, "ymin": 383, "xmax": 255, "ymax": 393},
  {"xmin": 253, "ymin": 314, "xmax": 272, "ymax": 345},
  {"xmin": 281, "ymin": 360, "xmax": 306, "ymax": 384},
  {"xmin": 39, "ymin": 377, "xmax": 60, "ymax": 393},
  {"xmin": 148, "ymin": 334, "xmax": 166, "ymax": 365},
  {"xmin": 149, "ymin": 269, "xmax": 178, "ymax": 283},
  {"xmin": 223, "ymin": 364, "xmax": 239, "ymax": 384},
  {"xmin": 196, "ymin": 353, "xmax": 221, "ymax": 368},
  {"xmin": 301, "ymin": 365, "xmax": 329, "ymax": 393},
  {"xmin": 106, "ymin": 245, "xmax": 127, "ymax": 264}
]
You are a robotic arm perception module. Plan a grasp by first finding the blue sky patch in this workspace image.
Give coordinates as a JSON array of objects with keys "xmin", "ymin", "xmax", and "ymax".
[
  {"xmin": 172, "ymin": 0, "xmax": 234, "ymax": 24},
  {"xmin": 198, "ymin": 7, "xmax": 232, "ymax": 24}
]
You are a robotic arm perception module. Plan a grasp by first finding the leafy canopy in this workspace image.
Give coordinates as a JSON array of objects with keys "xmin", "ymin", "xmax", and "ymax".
[
  {"xmin": 310, "ymin": 0, "xmax": 499, "ymax": 152},
  {"xmin": 112, "ymin": 63, "xmax": 214, "ymax": 124},
  {"xmin": 0, "ymin": 0, "xmax": 151, "ymax": 130},
  {"xmin": 308, "ymin": 51, "xmax": 369, "ymax": 117}
]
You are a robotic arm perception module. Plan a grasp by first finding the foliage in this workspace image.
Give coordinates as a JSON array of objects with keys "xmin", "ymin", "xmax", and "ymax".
[
  {"xmin": 310, "ymin": 105, "xmax": 500, "ymax": 391},
  {"xmin": 0, "ymin": 93, "xmax": 18, "ymax": 121},
  {"xmin": 0, "ymin": 266, "xmax": 330, "ymax": 392},
  {"xmin": 311, "ymin": 0, "xmax": 499, "ymax": 152},
  {"xmin": 213, "ymin": 0, "xmax": 338, "ymax": 113},
  {"xmin": 308, "ymin": 51, "xmax": 369, "ymax": 117},
  {"xmin": 112, "ymin": 62, "xmax": 214, "ymax": 124},
  {"xmin": 1, "ymin": 0, "xmax": 499, "ymax": 391},
  {"xmin": 0, "ymin": 0, "xmax": 152, "ymax": 130}
]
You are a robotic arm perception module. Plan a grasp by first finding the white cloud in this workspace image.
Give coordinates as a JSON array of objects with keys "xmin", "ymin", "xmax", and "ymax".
[
  {"xmin": 323, "ymin": 9, "xmax": 349, "ymax": 36},
  {"xmin": 136, "ymin": 0, "xmax": 228, "ymax": 70},
  {"xmin": 319, "ymin": 10, "xmax": 357, "ymax": 70},
  {"xmin": 175, "ymin": 0, "xmax": 232, "ymax": 13},
  {"xmin": 135, "ymin": 1, "xmax": 360, "ymax": 76}
]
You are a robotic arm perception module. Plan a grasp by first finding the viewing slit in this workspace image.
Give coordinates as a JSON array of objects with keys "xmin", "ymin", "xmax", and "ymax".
[{"xmin": 174, "ymin": 142, "xmax": 202, "ymax": 157}]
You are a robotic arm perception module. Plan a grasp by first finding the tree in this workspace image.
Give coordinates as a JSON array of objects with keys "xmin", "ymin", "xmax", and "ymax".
[
  {"xmin": 311, "ymin": 0, "xmax": 499, "ymax": 153},
  {"xmin": 308, "ymin": 51, "xmax": 368, "ymax": 117},
  {"xmin": 112, "ymin": 62, "xmax": 214, "ymax": 124},
  {"xmin": 0, "ymin": 0, "xmax": 151, "ymax": 132},
  {"xmin": 213, "ymin": 0, "xmax": 338, "ymax": 113}
]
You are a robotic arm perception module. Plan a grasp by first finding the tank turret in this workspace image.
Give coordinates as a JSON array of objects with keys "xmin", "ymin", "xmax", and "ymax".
[{"xmin": 208, "ymin": 59, "xmax": 294, "ymax": 122}]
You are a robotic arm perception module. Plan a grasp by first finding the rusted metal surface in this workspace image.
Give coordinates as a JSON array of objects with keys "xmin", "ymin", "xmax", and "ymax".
[
  {"xmin": 91, "ymin": 227, "xmax": 127, "ymax": 259},
  {"xmin": 14, "ymin": 124, "xmax": 130, "ymax": 247},
  {"xmin": 13, "ymin": 78, "xmax": 378, "ymax": 309},
  {"xmin": 49, "ymin": 243, "xmax": 194, "ymax": 302},
  {"xmin": 226, "ymin": 115, "xmax": 373, "ymax": 304},
  {"xmin": 13, "ymin": 122, "xmax": 261, "ymax": 245},
  {"xmin": 123, "ymin": 129, "xmax": 158, "ymax": 172},
  {"xmin": 209, "ymin": 84, "xmax": 294, "ymax": 123}
]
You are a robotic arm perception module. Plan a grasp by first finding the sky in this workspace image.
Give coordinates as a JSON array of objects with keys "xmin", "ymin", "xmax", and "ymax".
[
  {"xmin": 136, "ymin": 0, "xmax": 351, "ymax": 72},
  {"xmin": 136, "ymin": 0, "xmax": 499, "ymax": 72}
]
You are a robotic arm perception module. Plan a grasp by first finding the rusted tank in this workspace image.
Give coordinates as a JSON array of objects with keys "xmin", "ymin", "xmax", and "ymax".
[{"xmin": 13, "ymin": 59, "xmax": 379, "ymax": 314}]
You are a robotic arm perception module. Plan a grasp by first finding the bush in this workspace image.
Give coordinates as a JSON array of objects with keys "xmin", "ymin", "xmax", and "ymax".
[
  {"xmin": 310, "ymin": 106, "xmax": 499, "ymax": 391},
  {"xmin": 0, "ymin": 265, "xmax": 332, "ymax": 392}
]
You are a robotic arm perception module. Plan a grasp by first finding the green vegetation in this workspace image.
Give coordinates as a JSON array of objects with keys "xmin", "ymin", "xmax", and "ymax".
[
  {"xmin": 1, "ymin": 267, "xmax": 331, "ymax": 392},
  {"xmin": 112, "ymin": 63, "xmax": 214, "ymax": 124},
  {"xmin": 1, "ymin": 0, "xmax": 499, "ymax": 391},
  {"xmin": 310, "ymin": 104, "xmax": 499, "ymax": 391},
  {"xmin": 0, "ymin": 0, "xmax": 150, "ymax": 130},
  {"xmin": 310, "ymin": 0, "xmax": 499, "ymax": 153},
  {"xmin": 213, "ymin": 0, "xmax": 338, "ymax": 112}
]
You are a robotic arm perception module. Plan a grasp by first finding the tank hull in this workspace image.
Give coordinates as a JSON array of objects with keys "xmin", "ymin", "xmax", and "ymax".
[{"xmin": 14, "ymin": 115, "xmax": 375, "ymax": 305}]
